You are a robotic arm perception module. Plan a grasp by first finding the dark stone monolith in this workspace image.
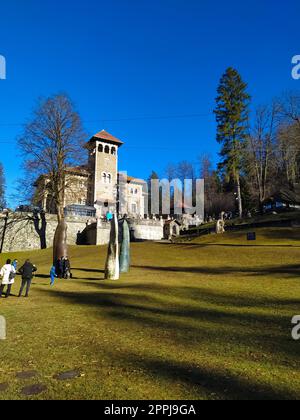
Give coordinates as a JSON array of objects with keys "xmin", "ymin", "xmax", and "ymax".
[
  {"xmin": 53, "ymin": 220, "xmax": 69, "ymax": 264},
  {"xmin": 120, "ymin": 219, "xmax": 130, "ymax": 274}
]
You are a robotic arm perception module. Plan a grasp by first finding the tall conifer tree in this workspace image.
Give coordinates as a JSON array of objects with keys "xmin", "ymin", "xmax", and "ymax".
[{"xmin": 214, "ymin": 68, "xmax": 250, "ymax": 217}]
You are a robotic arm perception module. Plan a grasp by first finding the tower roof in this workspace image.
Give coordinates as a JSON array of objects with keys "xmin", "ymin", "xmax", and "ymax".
[{"xmin": 88, "ymin": 130, "xmax": 124, "ymax": 146}]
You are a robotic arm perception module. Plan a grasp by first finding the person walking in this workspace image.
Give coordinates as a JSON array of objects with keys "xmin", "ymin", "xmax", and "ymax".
[
  {"xmin": 0, "ymin": 259, "xmax": 16, "ymax": 299},
  {"xmin": 50, "ymin": 265, "xmax": 57, "ymax": 286},
  {"xmin": 18, "ymin": 259, "xmax": 37, "ymax": 298}
]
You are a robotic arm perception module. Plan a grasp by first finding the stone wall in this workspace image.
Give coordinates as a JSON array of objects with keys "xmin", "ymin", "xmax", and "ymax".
[
  {"xmin": 0, "ymin": 213, "xmax": 94, "ymax": 253},
  {"xmin": 128, "ymin": 219, "xmax": 164, "ymax": 241},
  {"xmin": 0, "ymin": 213, "xmax": 164, "ymax": 253}
]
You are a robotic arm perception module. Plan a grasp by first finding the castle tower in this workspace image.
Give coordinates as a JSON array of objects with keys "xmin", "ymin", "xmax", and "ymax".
[{"xmin": 86, "ymin": 130, "xmax": 124, "ymax": 216}]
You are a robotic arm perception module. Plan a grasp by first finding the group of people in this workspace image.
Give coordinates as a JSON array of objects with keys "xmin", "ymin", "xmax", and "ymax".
[
  {"xmin": 50, "ymin": 257, "xmax": 72, "ymax": 286},
  {"xmin": 0, "ymin": 259, "xmax": 37, "ymax": 298},
  {"xmin": 0, "ymin": 256, "xmax": 73, "ymax": 298}
]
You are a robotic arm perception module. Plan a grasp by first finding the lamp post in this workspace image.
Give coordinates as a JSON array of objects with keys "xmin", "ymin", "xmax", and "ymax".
[{"xmin": 0, "ymin": 210, "xmax": 9, "ymax": 254}]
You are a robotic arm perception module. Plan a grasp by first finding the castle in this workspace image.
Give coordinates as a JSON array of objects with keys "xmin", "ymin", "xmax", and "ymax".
[
  {"xmin": 1, "ymin": 130, "xmax": 204, "ymax": 253},
  {"xmin": 37, "ymin": 130, "xmax": 146, "ymax": 219}
]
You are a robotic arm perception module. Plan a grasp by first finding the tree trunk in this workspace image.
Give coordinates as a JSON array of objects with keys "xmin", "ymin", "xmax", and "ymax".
[
  {"xmin": 0, "ymin": 211, "xmax": 8, "ymax": 254},
  {"xmin": 236, "ymin": 174, "xmax": 243, "ymax": 218}
]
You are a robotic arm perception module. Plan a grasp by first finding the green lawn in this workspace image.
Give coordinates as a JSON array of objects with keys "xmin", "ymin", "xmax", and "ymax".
[{"xmin": 0, "ymin": 227, "xmax": 300, "ymax": 400}]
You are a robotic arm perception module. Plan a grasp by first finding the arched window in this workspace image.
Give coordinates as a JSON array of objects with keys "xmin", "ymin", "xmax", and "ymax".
[
  {"xmin": 98, "ymin": 144, "xmax": 103, "ymax": 153},
  {"xmin": 107, "ymin": 174, "xmax": 112, "ymax": 184},
  {"xmin": 111, "ymin": 147, "xmax": 116, "ymax": 156},
  {"xmin": 102, "ymin": 173, "xmax": 107, "ymax": 184},
  {"xmin": 104, "ymin": 146, "xmax": 110, "ymax": 154}
]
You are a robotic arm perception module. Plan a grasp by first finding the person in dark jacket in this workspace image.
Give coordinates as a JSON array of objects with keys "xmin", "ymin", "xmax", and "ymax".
[
  {"xmin": 18, "ymin": 260, "xmax": 37, "ymax": 298},
  {"xmin": 63, "ymin": 257, "xmax": 71, "ymax": 279},
  {"xmin": 55, "ymin": 258, "xmax": 64, "ymax": 279}
]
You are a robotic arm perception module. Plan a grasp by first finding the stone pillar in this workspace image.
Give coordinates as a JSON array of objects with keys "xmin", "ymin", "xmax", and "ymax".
[{"xmin": 105, "ymin": 214, "xmax": 120, "ymax": 280}]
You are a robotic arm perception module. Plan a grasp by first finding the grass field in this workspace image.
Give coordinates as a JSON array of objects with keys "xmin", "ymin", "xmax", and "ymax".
[{"xmin": 0, "ymin": 227, "xmax": 300, "ymax": 400}]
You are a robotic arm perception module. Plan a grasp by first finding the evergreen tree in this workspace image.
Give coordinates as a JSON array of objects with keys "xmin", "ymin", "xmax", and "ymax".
[
  {"xmin": 0, "ymin": 163, "xmax": 6, "ymax": 209},
  {"xmin": 214, "ymin": 67, "xmax": 250, "ymax": 217}
]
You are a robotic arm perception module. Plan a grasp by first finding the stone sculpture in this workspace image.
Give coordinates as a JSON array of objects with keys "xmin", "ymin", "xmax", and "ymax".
[
  {"xmin": 216, "ymin": 212, "xmax": 226, "ymax": 234},
  {"xmin": 105, "ymin": 214, "xmax": 120, "ymax": 280},
  {"xmin": 53, "ymin": 220, "xmax": 68, "ymax": 264},
  {"xmin": 119, "ymin": 219, "xmax": 131, "ymax": 274}
]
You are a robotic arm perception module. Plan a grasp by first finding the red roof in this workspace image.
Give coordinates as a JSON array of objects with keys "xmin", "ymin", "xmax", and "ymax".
[
  {"xmin": 89, "ymin": 130, "xmax": 124, "ymax": 146},
  {"xmin": 118, "ymin": 174, "xmax": 146, "ymax": 185}
]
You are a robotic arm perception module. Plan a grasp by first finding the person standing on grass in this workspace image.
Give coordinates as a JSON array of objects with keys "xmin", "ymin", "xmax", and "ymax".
[
  {"xmin": 8, "ymin": 260, "xmax": 18, "ymax": 296},
  {"xmin": 63, "ymin": 257, "xmax": 71, "ymax": 279},
  {"xmin": 50, "ymin": 265, "xmax": 57, "ymax": 286},
  {"xmin": 12, "ymin": 259, "xmax": 18, "ymax": 271},
  {"xmin": 0, "ymin": 259, "xmax": 16, "ymax": 299},
  {"xmin": 55, "ymin": 257, "xmax": 64, "ymax": 279},
  {"xmin": 18, "ymin": 259, "xmax": 37, "ymax": 298}
]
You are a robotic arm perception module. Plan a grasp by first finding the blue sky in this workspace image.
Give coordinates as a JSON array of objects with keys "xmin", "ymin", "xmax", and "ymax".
[{"xmin": 0, "ymin": 0, "xmax": 299, "ymax": 206}]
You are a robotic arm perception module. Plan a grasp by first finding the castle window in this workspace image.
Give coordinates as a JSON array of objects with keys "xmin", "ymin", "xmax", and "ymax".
[
  {"xmin": 98, "ymin": 144, "xmax": 103, "ymax": 153},
  {"xmin": 102, "ymin": 173, "xmax": 107, "ymax": 184},
  {"xmin": 104, "ymin": 146, "xmax": 110, "ymax": 154},
  {"xmin": 107, "ymin": 174, "xmax": 112, "ymax": 184},
  {"xmin": 111, "ymin": 147, "xmax": 116, "ymax": 155},
  {"xmin": 135, "ymin": 189, "xmax": 138, "ymax": 194},
  {"xmin": 132, "ymin": 203, "xmax": 137, "ymax": 213}
]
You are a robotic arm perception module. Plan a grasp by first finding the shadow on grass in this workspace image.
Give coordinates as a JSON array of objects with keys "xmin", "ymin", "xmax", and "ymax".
[
  {"xmin": 157, "ymin": 242, "xmax": 300, "ymax": 249},
  {"xmin": 118, "ymin": 352, "xmax": 293, "ymax": 400},
  {"xmin": 40, "ymin": 283, "xmax": 299, "ymax": 400},
  {"xmin": 72, "ymin": 268, "xmax": 105, "ymax": 274},
  {"xmin": 131, "ymin": 263, "xmax": 300, "ymax": 279}
]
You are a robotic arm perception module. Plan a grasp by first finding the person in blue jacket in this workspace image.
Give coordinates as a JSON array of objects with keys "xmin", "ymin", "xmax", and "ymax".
[
  {"xmin": 12, "ymin": 260, "xmax": 18, "ymax": 271},
  {"xmin": 50, "ymin": 265, "xmax": 57, "ymax": 286}
]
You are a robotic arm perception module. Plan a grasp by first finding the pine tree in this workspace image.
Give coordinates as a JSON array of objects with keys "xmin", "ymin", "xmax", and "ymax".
[
  {"xmin": 214, "ymin": 67, "xmax": 250, "ymax": 217},
  {"xmin": 0, "ymin": 163, "xmax": 6, "ymax": 209}
]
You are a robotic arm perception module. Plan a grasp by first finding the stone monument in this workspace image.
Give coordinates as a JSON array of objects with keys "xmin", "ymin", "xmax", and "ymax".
[
  {"xmin": 105, "ymin": 214, "xmax": 120, "ymax": 280},
  {"xmin": 119, "ymin": 219, "xmax": 131, "ymax": 274},
  {"xmin": 53, "ymin": 220, "xmax": 69, "ymax": 264},
  {"xmin": 216, "ymin": 212, "xmax": 226, "ymax": 234}
]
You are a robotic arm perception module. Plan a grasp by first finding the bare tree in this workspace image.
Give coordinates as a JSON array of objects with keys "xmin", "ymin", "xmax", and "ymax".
[
  {"xmin": 198, "ymin": 154, "xmax": 235, "ymax": 218},
  {"xmin": 18, "ymin": 94, "xmax": 86, "ymax": 260},
  {"xmin": 276, "ymin": 93, "xmax": 300, "ymax": 186},
  {"xmin": 18, "ymin": 94, "xmax": 86, "ymax": 223},
  {"xmin": 246, "ymin": 103, "xmax": 279, "ymax": 211}
]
